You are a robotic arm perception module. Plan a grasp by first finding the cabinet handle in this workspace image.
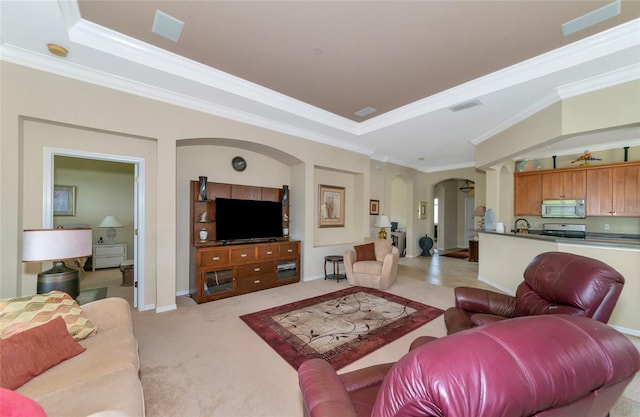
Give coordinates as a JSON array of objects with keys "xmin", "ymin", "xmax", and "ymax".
[
  {"xmin": 266, "ymin": 251, "xmax": 273, "ymax": 255},
  {"xmin": 254, "ymin": 280, "xmax": 260, "ymax": 284},
  {"xmin": 240, "ymin": 253, "xmax": 247, "ymax": 257},
  {"xmin": 212, "ymin": 256, "xmax": 220, "ymax": 261},
  {"xmin": 254, "ymin": 268, "xmax": 261, "ymax": 272},
  {"xmin": 287, "ymin": 249, "xmax": 293, "ymax": 253}
]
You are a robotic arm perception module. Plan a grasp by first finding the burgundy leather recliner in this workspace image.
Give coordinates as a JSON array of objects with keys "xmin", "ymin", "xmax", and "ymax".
[
  {"xmin": 298, "ymin": 315, "xmax": 640, "ymax": 417},
  {"xmin": 444, "ymin": 251, "xmax": 625, "ymax": 334}
]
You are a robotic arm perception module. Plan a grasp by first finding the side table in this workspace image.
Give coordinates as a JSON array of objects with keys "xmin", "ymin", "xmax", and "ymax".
[
  {"xmin": 468, "ymin": 240, "xmax": 479, "ymax": 262},
  {"xmin": 324, "ymin": 255, "xmax": 345, "ymax": 282}
]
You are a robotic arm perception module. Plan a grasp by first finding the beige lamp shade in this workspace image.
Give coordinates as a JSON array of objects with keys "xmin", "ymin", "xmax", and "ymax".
[
  {"xmin": 374, "ymin": 215, "xmax": 392, "ymax": 228},
  {"xmin": 23, "ymin": 228, "xmax": 92, "ymax": 262},
  {"xmin": 473, "ymin": 206, "xmax": 486, "ymax": 216},
  {"xmin": 99, "ymin": 215, "xmax": 124, "ymax": 243}
]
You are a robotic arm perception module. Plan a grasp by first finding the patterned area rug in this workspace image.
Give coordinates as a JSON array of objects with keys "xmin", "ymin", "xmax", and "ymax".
[
  {"xmin": 240, "ymin": 286, "xmax": 443, "ymax": 370},
  {"xmin": 441, "ymin": 249, "xmax": 470, "ymax": 259}
]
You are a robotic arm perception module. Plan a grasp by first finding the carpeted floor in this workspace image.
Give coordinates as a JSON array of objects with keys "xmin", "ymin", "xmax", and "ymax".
[
  {"xmin": 128, "ymin": 255, "xmax": 640, "ymax": 417},
  {"xmin": 240, "ymin": 286, "xmax": 443, "ymax": 370}
]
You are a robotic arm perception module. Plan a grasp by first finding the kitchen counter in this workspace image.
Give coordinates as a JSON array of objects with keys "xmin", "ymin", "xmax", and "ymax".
[
  {"xmin": 477, "ymin": 231, "xmax": 640, "ymax": 336},
  {"xmin": 480, "ymin": 230, "xmax": 640, "ymax": 249}
]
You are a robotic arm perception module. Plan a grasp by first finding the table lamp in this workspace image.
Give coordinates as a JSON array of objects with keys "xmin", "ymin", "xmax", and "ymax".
[
  {"xmin": 374, "ymin": 215, "xmax": 392, "ymax": 239},
  {"xmin": 99, "ymin": 215, "xmax": 124, "ymax": 244},
  {"xmin": 473, "ymin": 206, "xmax": 486, "ymax": 231},
  {"xmin": 22, "ymin": 228, "xmax": 92, "ymax": 298}
]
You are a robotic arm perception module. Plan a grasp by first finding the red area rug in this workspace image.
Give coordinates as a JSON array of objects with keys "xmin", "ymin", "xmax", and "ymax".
[
  {"xmin": 441, "ymin": 249, "xmax": 470, "ymax": 259},
  {"xmin": 240, "ymin": 286, "xmax": 443, "ymax": 370}
]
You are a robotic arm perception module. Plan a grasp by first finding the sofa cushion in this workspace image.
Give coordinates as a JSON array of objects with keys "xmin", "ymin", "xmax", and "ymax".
[
  {"xmin": 0, "ymin": 388, "xmax": 47, "ymax": 417},
  {"xmin": 0, "ymin": 291, "xmax": 97, "ymax": 341},
  {"xmin": 1, "ymin": 316, "xmax": 86, "ymax": 390},
  {"xmin": 354, "ymin": 242, "xmax": 376, "ymax": 261}
]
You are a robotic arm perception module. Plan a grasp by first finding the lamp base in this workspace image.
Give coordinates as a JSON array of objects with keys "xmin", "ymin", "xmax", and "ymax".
[
  {"xmin": 378, "ymin": 228, "xmax": 387, "ymax": 239},
  {"xmin": 37, "ymin": 261, "xmax": 80, "ymax": 299}
]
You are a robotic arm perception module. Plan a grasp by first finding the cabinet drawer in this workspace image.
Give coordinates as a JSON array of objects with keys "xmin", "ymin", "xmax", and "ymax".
[
  {"xmin": 95, "ymin": 245, "xmax": 125, "ymax": 256},
  {"xmin": 258, "ymin": 244, "xmax": 280, "ymax": 259},
  {"xmin": 279, "ymin": 242, "xmax": 299, "ymax": 256},
  {"xmin": 199, "ymin": 249, "xmax": 230, "ymax": 266},
  {"xmin": 237, "ymin": 274, "xmax": 275, "ymax": 292},
  {"xmin": 95, "ymin": 255, "xmax": 125, "ymax": 268},
  {"xmin": 230, "ymin": 247, "xmax": 256, "ymax": 263},
  {"xmin": 237, "ymin": 262, "xmax": 275, "ymax": 278}
]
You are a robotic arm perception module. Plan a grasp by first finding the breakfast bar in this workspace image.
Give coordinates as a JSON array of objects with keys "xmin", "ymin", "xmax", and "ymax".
[{"xmin": 477, "ymin": 231, "xmax": 640, "ymax": 336}]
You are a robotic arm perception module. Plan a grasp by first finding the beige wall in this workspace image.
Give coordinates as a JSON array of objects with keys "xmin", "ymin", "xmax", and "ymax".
[{"xmin": 3, "ymin": 62, "xmax": 383, "ymax": 308}]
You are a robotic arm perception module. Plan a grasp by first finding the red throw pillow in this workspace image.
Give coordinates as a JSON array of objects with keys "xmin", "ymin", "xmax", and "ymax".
[
  {"xmin": 354, "ymin": 242, "xmax": 376, "ymax": 261},
  {"xmin": 0, "ymin": 316, "xmax": 86, "ymax": 390}
]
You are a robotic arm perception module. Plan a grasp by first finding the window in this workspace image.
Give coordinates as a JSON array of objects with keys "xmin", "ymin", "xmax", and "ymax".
[{"xmin": 433, "ymin": 198, "xmax": 439, "ymax": 224}]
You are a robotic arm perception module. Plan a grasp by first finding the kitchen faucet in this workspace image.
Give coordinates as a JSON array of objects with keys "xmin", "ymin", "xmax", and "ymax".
[{"xmin": 515, "ymin": 218, "xmax": 531, "ymax": 234}]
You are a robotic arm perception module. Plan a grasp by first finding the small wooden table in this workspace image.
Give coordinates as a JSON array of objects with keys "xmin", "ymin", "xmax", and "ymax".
[{"xmin": 324, "ymin": 255, "xmax": 345, "ymax": 282}]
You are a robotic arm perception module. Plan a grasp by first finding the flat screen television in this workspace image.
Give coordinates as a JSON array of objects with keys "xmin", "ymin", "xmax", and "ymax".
[{"xmin": 215, "ymin": 197, "xmax": 283, "ymax": 242}]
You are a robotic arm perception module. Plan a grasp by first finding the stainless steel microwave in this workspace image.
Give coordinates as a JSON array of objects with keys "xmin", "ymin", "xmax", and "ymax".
[{"xmin": 541, "ymin": 199, "xmax": 586, "ymax": 218}]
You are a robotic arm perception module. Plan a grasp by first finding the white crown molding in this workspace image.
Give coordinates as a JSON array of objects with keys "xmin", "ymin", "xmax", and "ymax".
[
  {"xmin": 0, "ymin": 43, "xmax": 373, "ymax": 157},
  {"xmin": 557, "ymin": 63, "xmax": 640, "ymax": 99},
  {"xmin": 361, "ymin": 18, "xmax": 640, "ymax": 135},
  {"xmin": 65, "ymin": 18, "xmax": 359, "ymax": 134},
  {"xmin": 472, "ymin": 63, "xmax": 640, "ymax": 146}
]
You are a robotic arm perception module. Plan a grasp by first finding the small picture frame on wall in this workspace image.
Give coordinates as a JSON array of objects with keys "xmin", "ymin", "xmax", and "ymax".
[
  {"xmin": 54, "ymin": 185, "xmax": 76, "ymax": 216},
  {"xmin": 319, "ymin": 185, "xmax": 345, "ymax": 228},
  {"xmin": 369, "ymin": 199, "xmax": 380, "ymax": 215},
  {"xmin": 419, "ymin": 201, "xmax": 427, "ymax": 220}
]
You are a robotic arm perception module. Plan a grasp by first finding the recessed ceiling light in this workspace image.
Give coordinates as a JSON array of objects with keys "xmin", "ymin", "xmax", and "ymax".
[
  {"xmin": 47, "ymin": 43, "xmax": 68, "ymax": 57},
  {"xmin": 449, "ymin": 99, "xmax": 482, "ymax": 112},
  {"xmin": 561, "ymin": 0, "xmax": 621, "ymax": 36},
  {"xmin": 152, "ymin": 10, "xmax": 184, "ymax": 42},
  {"xmin": 354, "ymin": 107, "xmax": 376, "ymax": 117}
]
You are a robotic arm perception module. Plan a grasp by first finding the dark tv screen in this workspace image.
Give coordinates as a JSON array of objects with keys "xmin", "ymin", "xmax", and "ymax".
[{"xmin": 215, "ymin": 198, "xmax": 283, "ymax": 241}]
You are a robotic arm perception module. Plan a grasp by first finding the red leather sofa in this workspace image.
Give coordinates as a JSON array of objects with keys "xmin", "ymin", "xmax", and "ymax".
[
  {"xmin": 298, "ymin": 315, "xmax": 639, "ymax": 417},
  {"xmin": 444, "ymin": 251, "xmax": 625, "ymax": 334}
]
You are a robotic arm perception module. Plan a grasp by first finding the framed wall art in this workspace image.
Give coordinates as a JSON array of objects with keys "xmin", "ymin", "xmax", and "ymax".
[
  {"xmin": 369, "ymin": 199, "xmax": 380, "ymax": 215},
  {"xmin": 419, "ymin": 201, "xmax": 427, "ymax": 220},
  {"xmin": 319, "ymin": 185, "xmax": 345, "ymax": 228},
  {"xmin": 54, "ymin": 185, "xmax": 77, "ymax": 216}
]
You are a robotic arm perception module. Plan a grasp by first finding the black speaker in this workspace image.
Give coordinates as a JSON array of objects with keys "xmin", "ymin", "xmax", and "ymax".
[{"xmin": 282, "ymin": 185, "xmax": 289, "ymax": 205}]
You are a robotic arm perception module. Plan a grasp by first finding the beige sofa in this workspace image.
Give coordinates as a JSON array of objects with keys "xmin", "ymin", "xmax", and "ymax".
[{"xmin": 15, "ymin": 297, "xmax": 144, "ymax": 417}]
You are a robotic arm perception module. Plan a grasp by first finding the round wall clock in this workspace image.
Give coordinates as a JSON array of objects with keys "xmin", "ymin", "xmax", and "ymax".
[{"xmin": 232, "ymin": 156, "xmax": 246, "ymax": 172}]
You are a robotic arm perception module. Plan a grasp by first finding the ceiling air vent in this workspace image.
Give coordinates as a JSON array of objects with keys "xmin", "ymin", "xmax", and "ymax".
[
  {"xmin": 449, "ymin": 99, "xmax": 482, "ymax": 112},
  {"xmin": 354, "ymin": 107, "xmax": 377, "ymax": 117}
]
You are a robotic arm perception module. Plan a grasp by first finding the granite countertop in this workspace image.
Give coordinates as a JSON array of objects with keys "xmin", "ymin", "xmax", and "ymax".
[{"xmin": 480, "ymin": 230, "xmax": 640, "ymax": 249}]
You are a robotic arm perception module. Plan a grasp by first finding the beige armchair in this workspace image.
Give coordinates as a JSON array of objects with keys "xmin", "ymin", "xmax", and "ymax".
[{"xmin": 343, "ymin": 239, "xmax": 399, "ymax": 290}]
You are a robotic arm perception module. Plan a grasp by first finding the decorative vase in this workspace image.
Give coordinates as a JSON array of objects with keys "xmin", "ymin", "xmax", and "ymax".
[
  {"xmin": 199, "ymin": 229, "xmax": 208, "ymax": 242},
  {"xmin": 419, "ymin": 234, "xmax": 433, "ymax": 257},
  {"xmin": 198, "ymin": 176, "xmax": 207, "ymax": 201}
]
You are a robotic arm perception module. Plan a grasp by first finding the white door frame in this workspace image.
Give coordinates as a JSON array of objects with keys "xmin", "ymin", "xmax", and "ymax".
[{"xmin": 42, "ymin": 147, "xmax": 145, "ymax": 310}]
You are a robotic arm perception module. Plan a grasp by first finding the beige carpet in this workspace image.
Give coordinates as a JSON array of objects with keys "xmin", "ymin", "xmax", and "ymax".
[{"xmin": 123, "ymin": 255, "xmax": 639, "ymax": 417}]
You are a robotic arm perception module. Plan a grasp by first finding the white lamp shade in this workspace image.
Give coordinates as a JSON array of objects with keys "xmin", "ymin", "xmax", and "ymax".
[
  {"xmin": 99, "ymin": 215, "xmax": 124, "ymax": 228},
  {"xmin": 374, "ymin": 215, "xmax": 392, "ymax": 228},
  {"xmin": 23, "ymin": 228, "xmax": 92, "ymax": 262}
]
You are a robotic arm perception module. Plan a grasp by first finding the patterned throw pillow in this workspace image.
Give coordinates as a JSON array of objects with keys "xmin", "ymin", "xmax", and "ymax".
[{"xmin": 0, "ymin": 291, "xmax": 97, "ymax": 341}]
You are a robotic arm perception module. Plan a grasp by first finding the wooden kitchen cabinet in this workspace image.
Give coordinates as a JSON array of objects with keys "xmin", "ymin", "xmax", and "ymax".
[
  {"xmin": 514, "ymin": 172, "xmax": 542, "ymax": 216},
  {"xmin": 541, "ymin": 170, "xmax": 586, "ymax": 200},
  {"xmin": 587, "ymin": 163, "xmax": 640, "ymax": 216}
]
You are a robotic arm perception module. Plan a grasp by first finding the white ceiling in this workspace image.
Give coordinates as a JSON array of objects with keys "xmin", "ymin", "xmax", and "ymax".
[{"xmin": 1, "ymin": 1, "xmax": 639, "ymax": 172}]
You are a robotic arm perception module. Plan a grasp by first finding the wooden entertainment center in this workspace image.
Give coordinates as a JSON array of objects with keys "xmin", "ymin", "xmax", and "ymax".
[{"xmin": 189, "ymin": 180, "xmax": 300, "ymax": 303}]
